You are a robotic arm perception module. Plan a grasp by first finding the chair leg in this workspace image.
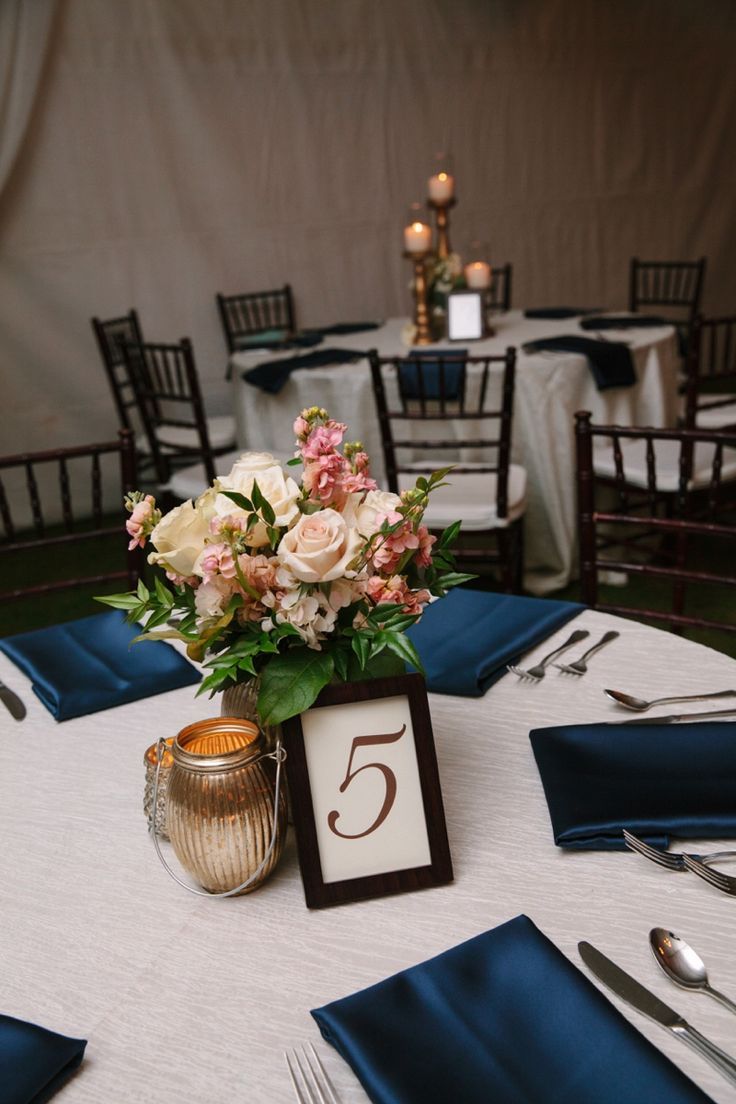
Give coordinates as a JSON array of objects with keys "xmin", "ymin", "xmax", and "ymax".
[{"xmin": 497, "ymin": 525, "xmax": 521, "ymax": 594}]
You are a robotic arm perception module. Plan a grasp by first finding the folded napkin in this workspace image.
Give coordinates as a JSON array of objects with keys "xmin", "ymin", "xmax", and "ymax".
[
  {"xmin": 522, "ymin": 334, "xmax": 636, "ymax": 390},
  {"xmin": 0, "ymin": 609, "xmax": 200, "ymax": 722},
  {"xmin": 312, "ymin": 914, "xmax": 712, "ymax": 1104},
  {"xmin": 0, "ymin": 1013, "xmax": 86, "ymax": 1104},
  {"xmin": 233, "ymin": 327, "xmax": 289, "ymax": 349},
  {"xmin": 242, "ymin": 347, "xmax": 367, "ymax": 394},
  {"xmin": 319, "ymin": 321, "xmax": 381, "ymax": 335},
  {"xmin": 398, "ymin": 349, "xmax": 466, "ymax": 401},
  {"xmin": 406, "ymin": 589, "xmax": 583, "ymax": 696},
  {"xmin": 580, "ymin": 314, "xmax": 669, "ymax": 330},
  {"xmin": 524, "ymin": 307, "xmax": 597, "ymax": 319},
  {"xmin": 530, "ymin": 720, "xmax": 736, "ymax": 850}
]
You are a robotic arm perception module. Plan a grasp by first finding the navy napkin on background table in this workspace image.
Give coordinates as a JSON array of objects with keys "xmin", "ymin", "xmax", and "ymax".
[
  {"xmin": 317, "ymin": 321, "xmax": 381, "ymax": 335},
  {"xmin": 242, "ymin": 347, "xmax": 367, "ymax": 394},
  {"xmin": 523, "ymin": 307, "xmax": 598, "ymax": 319},
  {"xmin": 580, "ymin": 314, "xmax": 669, "ymax": 330},
  {"xmin": 406, "ymin": 589, "xmax": 583, "ymax": 696},
  {"xmin": 312, "ymin": 914, "xmax": 713, "ymax": 1104},
  {"xmin": 0, "ymin": 1014, "xmax": 86, "ymax": 1104},
  {"xmin": 522, "ymin": 333, "xmax": 637, "ymax": 390},
  {"xmin": 530, "ymin": 720, "xmax": 736, "ymax": 850},
  {"xmin": 0, "ymin": 609, "xmax": 200, "ymax": 722}
]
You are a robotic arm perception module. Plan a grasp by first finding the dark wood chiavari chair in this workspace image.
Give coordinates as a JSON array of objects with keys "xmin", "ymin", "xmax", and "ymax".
[
  {"xmin": 629, "ymin": 257, "xmax": 706, "ymax": 349},
  {"xmin": 683, "ymin": 315, "xmax": 736, "ymax": 430},
  {"xmin": 91, "ymin": 309, "xmax": 146, "ymax": 431},
  {"xmin": 575, "ymin": 411, "xmax": 736, "ymax": 633},
  {"xmin": 216, "ymin": 285, "xmax": 296, "ymax": 354},
  {"xmin": 0, "ymin": 430, "xmax": 141, "ymax": 604},
  {"xmin": 122, "ymin": 338, "xmax": 238, "ymax": 502},
  {"xmin": 370, "ymin": 347, "xmax": 526, "ymax": 592}
]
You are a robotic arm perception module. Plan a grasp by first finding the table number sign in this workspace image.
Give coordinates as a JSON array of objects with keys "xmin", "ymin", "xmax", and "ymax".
[
  {"xmin": 282, "ymin": 673, "xmax": 453, "ymax": 908},
  {"xmin": 447, "ymin": 289, "xmax": 484, "ymax": 341}
]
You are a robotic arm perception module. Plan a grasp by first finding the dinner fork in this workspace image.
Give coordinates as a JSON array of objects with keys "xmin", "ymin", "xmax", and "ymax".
[
  {"xmin": 623, "ymin": 829, "xmax": 736, "ymax": 871},
  {"xmin": 554, "ymin": 630, "xmax": 619, "ymax": 675},
  {"xmin": 506, "ymin": 628, "xmax": 589, "ymax": 682},
  {"xmin": 285, "ymin": 1043, "xmax": 342, "ymax": 1104},
  {"xmin": 682, "ymin": 855, "xmax": 736, "ymax": 896}
]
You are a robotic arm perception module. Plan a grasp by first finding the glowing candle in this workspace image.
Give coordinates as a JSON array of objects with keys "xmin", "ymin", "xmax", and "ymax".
[
  {"xmin": 428, "ymin": 171, "xmax": 455, "ymax": 203},
  {"xmin": 464, "ymin": 261, "xmax": 492, "ymax": 289},
  {"xmin": 404, "ymin": 219, "xmax": 432, "ymax": 253}
]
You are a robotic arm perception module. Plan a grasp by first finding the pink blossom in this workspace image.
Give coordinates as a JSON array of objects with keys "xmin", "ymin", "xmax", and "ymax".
[
  {"xmin": 301, "ymin": 421, "xmax": 346, "ymax": 461},
  {"xmin": 302, "ymin": 453, "xmax": 347, "ymax": 506},
  {"xmin": 370, "ymin": 511, "xmax": 421, "ymax": 573},
  {"xmin": 125, "ymin": 494, "xmax": 155, "ymax": 550},
  {"xmin": 293, "ymin": 415, "xmax": 310, "ymax": 439},
  {"xmin": 414, "ymin": 524, "xmax": 436, "ymax": 567},
  {"xmin": 198, "ymin": 542, "xmax": 237, "ymax": 580},
  {"xmin": 238, "ymin": 553, "xmax": 278, "ymax": 594},
  {"xmin": 365, "ymin": 575, "xmax": 430, "ymax": 617}
]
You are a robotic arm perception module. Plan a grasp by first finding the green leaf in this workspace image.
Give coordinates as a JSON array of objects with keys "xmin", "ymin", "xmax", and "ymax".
[
  {"xmin": 136, "ymin": 578, "xmax": 150, "ymax": 603},
  {"xmin": 196, "ymin": 667, "xmax": 238, "ymax": 696},
  {"xmin": 143, "ymin": 606, "xmax": 175, "ymax": 630},
  {"xmin": 287, "ymin": 457, "xmax": 302, "ymax": 466},
  {"xmin": 221, "ymin": 490, "xmax": 252, "ymax": 511},
  {"xmin": 131, "ymin": 627, "xmax": 195, "ymax": 644},
  {"xmin": 332, "ymin": 646, "xmax": 349, "ymax": 682},
  {"xmin": 250, "ymin": 479, "xmax": 264, "ymax": 510},
  {"xmin": 351, "ymin": 633, "xmax": 371, "ymax": 670},
  {"xmin": 153, "ymin": 575, "xmax": 175, "ymax": 607},
  {"xmin": 384, "ymin": 631, "xmax": 425, "ymax": 675},
  {"xmin": 94, "ymin": 593, "xmax": 140, "ymax": 610},
  {"xmin": 258, "ymin": 649, "xmax": 335, "ymax": 726},
  {"xmin": 437, "ymin": 572, "xmax": 477, "ymax": 589},
  {"xmin": 438, "ymin": 520, "xmax": 461, "ymax": 548},
  {"xmin": 260, "ymin": 497, "xmax": 276, "ymax": 526}
]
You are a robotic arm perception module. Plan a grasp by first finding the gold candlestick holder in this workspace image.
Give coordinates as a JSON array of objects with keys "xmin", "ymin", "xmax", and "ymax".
[
  {"xmin": 428, "ymin": 197, "xmax": 457, "ymax": 260},
  {"xmin": 404, "ymin": 250, "xmax": 433, "ymax": 346}
]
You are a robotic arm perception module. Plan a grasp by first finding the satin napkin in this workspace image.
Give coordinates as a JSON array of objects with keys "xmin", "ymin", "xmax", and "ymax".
[
  {"xmin": 0, "ymin": 609, "xmax": 200, "ymax": 721},
  {"xmin": 318, "ymin": 321, "xmax": 381, "ymax": 335},
  {"xmin": 0, "ymin": 1014, "xmax": 86, "ymax": 1104},
  {"xmin": 522, "ymin": 334, "xmax": 636, "ymax": 390},
  {"xmin": 398, "ymin": 349, "xmax": 466, "ymax": 401},
  {"xmin": 580, "ymin": 314, "xmax": 669, "ymax": 330},
  {"xmin": 243, "ymin": 347, "xmax": 366, "ymax": 394},
  {"xmin": 312, "ymin": 914, "xmax": 713, "ymax": 1104},
  {"xmin": 233, "ymin": 327, "xmax": 289, "ymax": 349},
  {"xmin": 406, "ymin": 588, "xmax": 583, "ymax": 696},
  {"xmin": 524, "ymin": 307, "xmax": 597, "ymax": 319},
  {"xmin": 530, "ymin": 720, "xmax": 736, "ymax": 849}
]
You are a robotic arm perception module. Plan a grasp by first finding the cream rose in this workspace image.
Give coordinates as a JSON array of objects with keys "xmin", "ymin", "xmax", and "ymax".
[
  {"xmin": 224, "ymin": 451, "xmax": 281, "ymax": 479},
  {"xmin": 214, "ymin": 460, "xmax": 301, "ymax": 547},
  {"xmin": 354, "ymin": 488, "xmax": 402, "ymax": 538},
  {"xmin": 277, "ymin": 509, "xmax": 362, "ymax": 583},
  {"xmin": 147, "ymin": 499, "xmax": 211, "ymax": 578}
]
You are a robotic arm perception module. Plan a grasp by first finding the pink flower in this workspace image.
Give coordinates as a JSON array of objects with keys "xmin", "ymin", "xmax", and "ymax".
[
  {"xmin": 293, "ymin": 415, "xmax": 310, "ymax": 439},
  {"xmin": 126, "ymin": 494, "xmax": 156, "ymax": 550},
  {"xmin": 370, "ymin": 511, "xmax": 421, "ymax": 573},
  {"xmin": 301, "ymin": 421, "xmax": 346, "ymax": 461},
  {"xmin": 198, "ymin": 542, "xmax": 237, "ymax": 580},
  {"xmin": 365, "ymin": 575, "xmax": 430, "ymax": 617},
  {"xmin": 238, "ymin": 553, "xmax": 278, "ymax": 594},
  {"xmin": 302, "ymin": 453, "xmax": 348, "ymax": 507},
  {"xmin": 415, "ymin": 524, "xmax": 436, "ymax": 567}
]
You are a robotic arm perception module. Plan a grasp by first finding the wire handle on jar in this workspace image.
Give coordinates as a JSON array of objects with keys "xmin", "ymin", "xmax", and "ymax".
[{"xmin": 150, "ymin": 735, "xmax": 287, "ymax": 898}]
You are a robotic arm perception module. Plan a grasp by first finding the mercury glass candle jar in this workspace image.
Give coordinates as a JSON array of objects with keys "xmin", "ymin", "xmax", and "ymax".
[{"xmin": 166, "ymin": 717, "xmax": 287, "ymax": 895}]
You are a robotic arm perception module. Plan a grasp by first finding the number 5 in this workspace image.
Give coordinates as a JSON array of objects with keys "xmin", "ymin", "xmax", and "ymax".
[{"xmin": 327, "ymin": 725, "xmax": 406, "ymax": 840}]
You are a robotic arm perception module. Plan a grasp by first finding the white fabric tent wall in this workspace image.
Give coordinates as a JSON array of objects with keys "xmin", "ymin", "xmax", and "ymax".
[{"xmin": 1, "ymin": 0, "xmax": 735, "ymax": 468}]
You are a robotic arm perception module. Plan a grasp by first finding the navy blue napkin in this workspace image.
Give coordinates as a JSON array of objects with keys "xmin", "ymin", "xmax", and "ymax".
[
  {"xmin": 243, "ymin": 347, "xmax": 366, "ymax": 394},
  {"xmin": 0, "ymin": 1014, "xmax": 86, "ymax": 1104},
  {"xmin": 0, "ymin": 609, "xmax": 200, "ymax": 721},
  {"xmin": 524, "ymin": 307, "xmax": 597, "ymax": 319},
  {"xmin": 398, "ymin": 349, "xmax": 466, "ymax": 402},
  {"xmin": 523, "ymin": 334, "xmax": 636, "ymax": 390},
  {"xmin": 319, "ymin": 322, "xmax": 381, "ymax": 335},
  {"xmin": 530, "ymin": 720, "xmax": 736, "ymax": 850},
  {"xmin": 406, "ymin": 589, "xmax": 583, "ymax": 696},
  {"xmin": 580, "ymin": 314, "xmax": 669, "ymax": 330},
  {"xmin": 312, "ymin": 914, "xmax": 712, "ymax": 1104}
]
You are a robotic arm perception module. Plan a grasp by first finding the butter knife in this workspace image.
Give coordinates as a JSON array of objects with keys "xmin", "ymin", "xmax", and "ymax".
[
  {"xmin": 0, "ymin": 680, "xmax": 26, "ymax": 721},
  {"xmin": 622, "ymin": 707, "xmax": 736, "ymax": 725},
  {"xmin": 579, "ymin": 941, "xmax": 736, "ymax": 1087}
]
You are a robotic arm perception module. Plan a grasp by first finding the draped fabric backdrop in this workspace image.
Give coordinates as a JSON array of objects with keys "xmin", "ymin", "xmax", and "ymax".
[{"xmin": 1, "ymin": 0, "xmax": 735, "ymax": 465}]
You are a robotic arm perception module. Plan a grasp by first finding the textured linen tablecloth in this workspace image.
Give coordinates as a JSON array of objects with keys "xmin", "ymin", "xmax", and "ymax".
[
  {"xmin": 230, "ymin": 313, "xmax": 679, "ymax": 594},
  {"xmin": 1, "ymin": 609, "xmax": 736, "ymax": 1103}
]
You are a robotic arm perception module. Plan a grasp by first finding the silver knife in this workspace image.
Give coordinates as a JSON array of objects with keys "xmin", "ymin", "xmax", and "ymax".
[
  {"xmin": 622, "ymin": 707, "xmax": 736, "ymax": 725},
  {"xmin": 0, "ymin": 680, "xmax": 26, "ymax": 721},
  {"xmin": 579, "ymin": 941, "xmax": 736, "ymax": 1087}
]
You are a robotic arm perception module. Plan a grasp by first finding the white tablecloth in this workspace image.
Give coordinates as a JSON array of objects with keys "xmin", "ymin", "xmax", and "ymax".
[
  {"xmin": 229, "ymin": 315, "xmax": 679, "ymax": 595},
  {"xmin": 1, "ymin": 610, "xmax": 735, "ymax": 1103}
]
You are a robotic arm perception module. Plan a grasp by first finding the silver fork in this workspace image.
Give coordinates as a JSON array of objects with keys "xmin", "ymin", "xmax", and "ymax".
[
  {"xmin": 623, "ymin": 829, "xmax": 736, "ymax": 871},
  {"xmin": 285, "ymin": 1044, "xmax": 342, "ymax": 1104},
  {"xmin": 554, "ymin": 630, "xmax": 619, "ymax": 675},
  {"xmin": 682, "ymin": 855, "xmax": 736, "ymax": 896},
  {"xmin": 506, "ymin": 628, "xmax": 589, "ymax": 682}
]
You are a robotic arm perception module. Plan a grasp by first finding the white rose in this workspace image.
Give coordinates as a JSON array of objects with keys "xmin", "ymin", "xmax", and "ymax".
[
  {"xmin": 215, "ymin": 462, "xmax": 301, "ymax": 547},
  {"xmin": 224, "ymin": 451, "xmax": 281, "ymax": 479},
  {"xmin": 277, "ymin": 509, "xmax": 362, "ymax": 583},
  {"xmin": 354, "ymin": 488, "xmax": 402, "ymax": 538},
  {"xmin": 147, "ymin": 499, "xmax": 210, "ymax": 577}
]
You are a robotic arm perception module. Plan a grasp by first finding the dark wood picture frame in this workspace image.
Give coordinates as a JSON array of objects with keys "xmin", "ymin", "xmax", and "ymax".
[{"xmin": 282, "ymin": 673, "xmax": 453, "ymax": 909}]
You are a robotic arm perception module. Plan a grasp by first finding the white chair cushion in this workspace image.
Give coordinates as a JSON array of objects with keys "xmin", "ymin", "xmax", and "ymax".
[
  {"xmin": 695, "ymin": 398, "xmax": 736, "ymax": 430},
  {"xmin": 398, "ymin": 462, "xmax": 527, "ymax": 530},
  {"xmin": 592, "ymin": 437, "xmax": 736, "ymax": 492},
  {"xmin": 155, "ymin": 415, "xmax": 236, "ymax": 451}
]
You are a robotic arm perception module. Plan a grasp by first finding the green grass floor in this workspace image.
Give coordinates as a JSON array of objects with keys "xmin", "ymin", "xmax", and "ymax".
[{"xmin": 3, "ymin": 520, "xmax": 735, "ymax": 662}]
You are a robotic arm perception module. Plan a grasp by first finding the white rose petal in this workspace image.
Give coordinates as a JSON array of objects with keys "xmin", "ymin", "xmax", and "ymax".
[
  {"xmin": 214, "ymin": 462, "xmax": 301, "ymax": 547},
  {"xmin": 277, "ymin": 509, "xmax": 362, "ymax": 583},
  {"xmin": 147, "ymin": 499, "xmax": 211, "ymax": 577},
  {"xmin": 354, "ymin": 488, "xmax": 402, "ymax": 539}
]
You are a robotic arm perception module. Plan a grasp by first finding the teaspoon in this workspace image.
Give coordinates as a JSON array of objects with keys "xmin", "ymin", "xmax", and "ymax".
[
  {"xmin": 604, "ymin": 688, "xmax": 736, "ymax": 712},
  {"xmin": 650, "ymin": 928, "xmax": 736, "ymax": 1016}
]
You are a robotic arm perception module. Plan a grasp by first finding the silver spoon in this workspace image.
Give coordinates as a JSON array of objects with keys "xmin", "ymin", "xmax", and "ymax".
[
  {"xmin": 604, "ymin": 688, "xmax": 736, "ymax": 712},
  {"xmin": 650, "ymin": 928, "xmax": 736, "ymax": 1015}
]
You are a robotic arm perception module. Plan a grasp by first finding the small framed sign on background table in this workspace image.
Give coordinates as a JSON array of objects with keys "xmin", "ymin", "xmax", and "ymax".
[
  {"xmin": 447, "ymin": 289, "xmax": 484, "ymax": 341},
  {"xmin": 282, "ymin": 673, "xmax": 453, "ymax": 909}
]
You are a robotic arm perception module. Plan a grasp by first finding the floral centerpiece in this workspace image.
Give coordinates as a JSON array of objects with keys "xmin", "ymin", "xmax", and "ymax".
[{"xmin": 99, "ymin": 407, "xmax": 472, "ymax": 727}]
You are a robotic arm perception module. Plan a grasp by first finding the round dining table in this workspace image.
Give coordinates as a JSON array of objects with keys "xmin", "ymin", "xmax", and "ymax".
[
  {"xmin": 228, "ymin": 314, "xmax": 680, "ymax": 596},
  {"xmin": 1, "ymin": 608, "xmax": 734, "ymax": 1103}
]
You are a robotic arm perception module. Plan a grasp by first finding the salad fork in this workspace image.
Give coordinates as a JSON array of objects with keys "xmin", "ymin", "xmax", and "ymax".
[
  {"xmin": 285, "ymin": 1043, "xmax": 342, "ymax": 1104},
  {"xmin": 554, "ymin": 630, "xmax": 619, "ymax": 675},
  {"xmin": 623, "ymin": 829, "xmax": 736, "ymax": 871},
  {"xmin": 506, "ymin": 629, "xmax": 589, "ymax": 682},
  {"xmin": 682, "ymin": 856, "xmax": 736, "ymax": 896}
]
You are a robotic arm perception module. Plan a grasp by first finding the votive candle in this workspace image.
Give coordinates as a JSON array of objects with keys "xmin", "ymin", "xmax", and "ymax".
[
  {"xmin": 464, "ymin": 261, "xmax": 492, "ymax": 289},
  {"xmin": 428, "ymin": 171, "xmax": 455, "ymax": 203},
  {"xmin": 404, "ymin": 219, "xmax": 432, "ymax": 253}
]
